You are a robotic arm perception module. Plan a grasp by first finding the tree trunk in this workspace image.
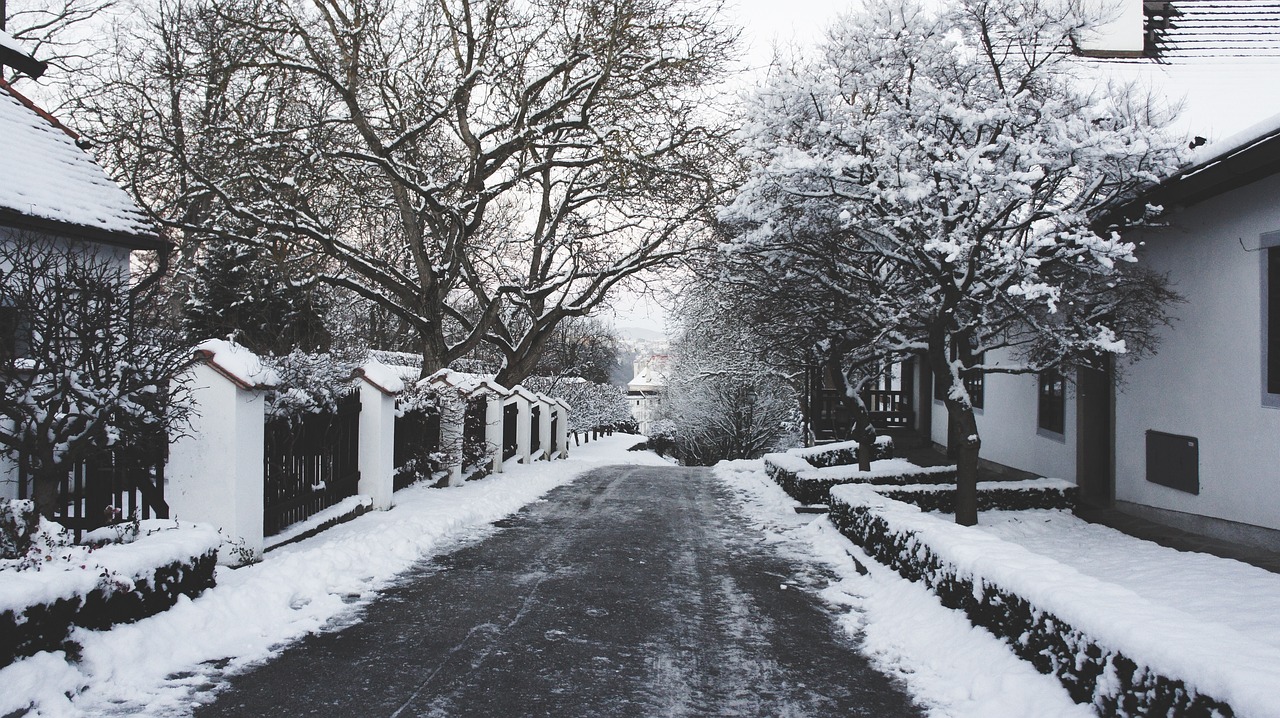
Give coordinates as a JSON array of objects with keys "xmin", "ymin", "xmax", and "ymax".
[{"xmin": 945, "ymin": 400, "xmax": 981, "ymax": 526}]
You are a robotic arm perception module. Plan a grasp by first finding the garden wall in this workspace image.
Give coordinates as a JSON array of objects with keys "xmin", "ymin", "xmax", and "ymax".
[{"xmin": 827, "ymin": 484, "xmax": 1280, "ymax": 718}]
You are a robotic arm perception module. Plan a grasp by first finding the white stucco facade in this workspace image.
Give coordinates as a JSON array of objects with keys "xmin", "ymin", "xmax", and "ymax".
[
  {"xmin": 1114, "ymin": 172, "xmax": 1280, "ymax": 534},
  {"xmin": 926, "ymin": 348, "xmax": 1079, "ymax": 483}
]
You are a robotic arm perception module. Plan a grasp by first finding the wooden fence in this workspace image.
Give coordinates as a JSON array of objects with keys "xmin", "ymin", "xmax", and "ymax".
[
  {"xmin": 393, "ymin": 407, "xmax": 441, "ymax": 491},
  {"xmin": 263, "ymin": 392, "xmax": 361, "ymax": 536},
  {"xmin": 18, "ymin": 437, "xmax": 169, "ymax": 543}
]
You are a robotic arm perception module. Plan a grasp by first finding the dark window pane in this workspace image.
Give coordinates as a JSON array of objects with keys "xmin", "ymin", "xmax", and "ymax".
[
  {"xmin": 1038, "ymin": 369, "xmax": 1065, "ymax": 434},
  {"xmin": 1269, "ymin": 246, "xmax": 1280, "ymax": 395}
]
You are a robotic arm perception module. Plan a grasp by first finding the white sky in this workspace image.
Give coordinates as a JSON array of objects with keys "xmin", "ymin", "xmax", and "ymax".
[{"xmin": 607, "ymin": 0, "xmax": 1280, "ymax": 336}]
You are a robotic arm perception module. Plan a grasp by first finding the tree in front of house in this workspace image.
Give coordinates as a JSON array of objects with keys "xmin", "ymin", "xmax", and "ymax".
[
  {"xmin": 660, "ymin": 279, "xmax": 799, "ymax": 465},
  {"xmin": 723, "ymin": 0, "xmax": 1184, "ymax": 524},
  {"xmin": 0, "ymin": 238, "xmax": 191, "ymax": 520}
]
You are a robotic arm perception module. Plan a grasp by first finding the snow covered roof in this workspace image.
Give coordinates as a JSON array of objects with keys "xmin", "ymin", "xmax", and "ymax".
[
  {"xmin": 1140, "ymin": 110, "xmax": 1280, "ymax": 210},
  {"xmin": 0, "ymin": 79, "xmax": 164, "ymax": 249}
]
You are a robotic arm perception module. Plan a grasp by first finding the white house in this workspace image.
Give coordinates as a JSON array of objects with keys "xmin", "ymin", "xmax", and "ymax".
[
  {"xmin": 627, "ymin": 354, "xmax": 669, "ymax": 435},
  {"xmin": 0, "ymin": 58, "xmax": 169, "ymax": 501},
  {"xmin": 912, "ymin": 114, "xmax": 1280, "ymax": 551}
]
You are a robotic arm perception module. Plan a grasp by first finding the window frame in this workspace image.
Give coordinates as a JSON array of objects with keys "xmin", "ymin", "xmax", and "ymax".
[{"xmin": 1263, "ymin": 231, "xmax": 1280, "ymax": 408}]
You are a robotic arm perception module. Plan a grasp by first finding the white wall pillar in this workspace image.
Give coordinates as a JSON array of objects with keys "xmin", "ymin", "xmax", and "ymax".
[
  {"xmin": 167, "ymin": 361, "xmax": 267, "ymax": 565},
  {"xmin": 515, "ymin": 394, "xmax": 532, "ymax": 463},
  {"xmin": 441, "ymin": 400, "xmax": 465, "ymax": 486},
  {"xmin": 356, "ymin": 378, "xmax": 397, "ymax": 510},
  {"xmin": 555, "ymin": 400, "xmax": 570, "ymax": 459},
  {"xmin": 484, "ymin": 393, "xmax": 504, "ymax": 473},
  {"xmin": 537, "ymin": 395, "xmax": 553, "ymax": 461}
]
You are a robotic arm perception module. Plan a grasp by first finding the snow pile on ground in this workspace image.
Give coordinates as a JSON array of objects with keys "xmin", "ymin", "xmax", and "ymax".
[
  {"xmin": 0, "ymin": 434, "xmax": 667, "ymax": 717},
  {"xmin": 714, "ymin": 459, "xmax": 1096, "ymax": 718},
  {"xmin": 832, "ymin": 482, "xmax": 1280, "ymax": 716},
  {"xmin": 976, "ymin": 510, "xmax": 1280, "ymax": 650}
]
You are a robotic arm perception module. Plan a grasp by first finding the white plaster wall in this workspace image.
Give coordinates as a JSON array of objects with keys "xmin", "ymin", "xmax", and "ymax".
[
  {"xmin": 926, "ymin": 349, "xmax": 1077, "ymax": 481},
  {"xmin": 166, "ymin": 362, "xmax": 266, "ymax": 561},
  {"xmin": 1115, "ymin": 173, "xmax": 1280, "ymax": 532},
  {"xmin": 357, "ymin": 381, "xmax": 395, "ymax": 510}
]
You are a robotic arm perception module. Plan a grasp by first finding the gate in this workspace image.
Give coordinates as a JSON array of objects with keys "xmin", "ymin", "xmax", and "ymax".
[
  {"xmin": 503, "ymin": 402, "xmax": 519, "ymax": 461},
  {"xmin": 263, "ymin": 392, "xmax": 361, "ymax": 536},
  {"xmin": 529, "ymin": 404, "xmax": 541, "ymax": 455}
]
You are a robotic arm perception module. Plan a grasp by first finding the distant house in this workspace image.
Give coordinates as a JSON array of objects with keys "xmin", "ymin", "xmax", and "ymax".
[
  {"xmin": 910, "ymin": 114, "xmax": 1280, "ymax": 551},
  {"xmin": 627, "ymin": 354, "xmax": 668, "ymax": 435},
  {"xmin": 0, "ymin": 42, "xmax": 168, "ymax": 501}
]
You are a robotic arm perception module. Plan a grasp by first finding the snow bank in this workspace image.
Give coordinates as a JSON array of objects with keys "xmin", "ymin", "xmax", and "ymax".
[
  {"xmin": 0, "ymin": 434, "xmax": 668, "ymax": 717},
  {"xmin": 829, "ymin": 483, "xmax": 1280, "ymax": 717},
  {"xmin": 713, "ymin": 459, "xmax": 1095, "ymax": 718}
]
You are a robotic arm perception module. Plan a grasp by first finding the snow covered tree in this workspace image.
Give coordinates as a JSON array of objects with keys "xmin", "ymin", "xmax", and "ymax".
[
  {"xmin": 661, "ymin": 280, "xmax": 799, "ymax": 464},
  {"xmin": 0, "ymin": 238, "xmax": 191, "ymax": 519},
  {"xmin": 723, "ymin": 0, "xmax": 1184, "ymax": 525},
  {"xmin": 697, "ymin": 217, "xmax": 899, "ymax": 469},
  {"xmin": 83, "ymin": 0, "xmax": 738, "ymax": 385},
  {"xmin": 529, "ymin": 316, "xmax": 621, "ymax": 386}
]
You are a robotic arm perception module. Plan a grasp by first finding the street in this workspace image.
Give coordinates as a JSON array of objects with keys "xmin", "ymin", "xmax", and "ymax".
[{"xmin": 197, "ymin": 465, "xmax": 922, "ymax": 717}]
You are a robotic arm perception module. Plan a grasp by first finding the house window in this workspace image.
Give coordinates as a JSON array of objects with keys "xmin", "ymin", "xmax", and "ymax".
[
  {"xmin": 1038, "ymin": 369, "xmax": 1065, "ymax": 435},
  {"xmin": 1268, "ymin": 242, "xmax": 1280, "ymax": 397}
]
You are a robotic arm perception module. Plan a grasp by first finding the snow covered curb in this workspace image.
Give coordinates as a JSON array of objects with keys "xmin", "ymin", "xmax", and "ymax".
[
  {"xmin": 764, "ymin": 453, "xmax": 957, "ymax": 505},
  {"xmin": 828, "ymin": 483, "xmax": 1280, "ymax": 718},
  {"xmin": 1, "ymin": 522, "xmax": 220, "ymax": 669}
]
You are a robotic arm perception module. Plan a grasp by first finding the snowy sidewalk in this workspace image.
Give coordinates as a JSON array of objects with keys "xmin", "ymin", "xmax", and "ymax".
[
  {"xmin": 974, "ymin": 510, "xmax": 1280, "ymax": 651},
  {"xmin": 0, "ymin": 434, "xmax": 670, "ymax": 718}
]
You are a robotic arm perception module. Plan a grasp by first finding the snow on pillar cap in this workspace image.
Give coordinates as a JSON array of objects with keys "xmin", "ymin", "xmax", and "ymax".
[{"xmin": 192, "ymin": 339, "xmax": 280, "ymax": 390}]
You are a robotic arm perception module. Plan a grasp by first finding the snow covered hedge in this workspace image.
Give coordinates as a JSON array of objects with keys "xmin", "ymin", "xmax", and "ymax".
[
  {"xmin": 876, "ymin": 478, "xmax": 1076, "ymax": 513},
  {"xmin": 786, "ymin": 436, "xmax": 894, "ymax": 467},
  {"xmin": 0, "ymin": 519, "xmax": 220, "ymax": 668},
  {"xmin": 763, "ymin": 454, "xmax": 956, "ymax": 505},
  {"xmin": 827, "ymin": 484, "xmax": 1279, "ymax": 718}
]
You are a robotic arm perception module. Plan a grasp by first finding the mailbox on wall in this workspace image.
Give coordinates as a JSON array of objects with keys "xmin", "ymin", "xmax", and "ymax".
[{"xmin": 1145, "ymin": 430, "xmax": 1199, "ymax": 495}]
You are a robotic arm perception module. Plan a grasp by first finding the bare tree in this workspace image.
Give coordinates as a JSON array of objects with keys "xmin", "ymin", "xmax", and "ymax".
[
  {"xmin": 2, "ymin": 0, "xmax": 114, "ymax": 95},
  {"xmin": 81, "ymin": 0, "xmax": 738, "ymax": 383},
  {"xmin": 0, "ymin": 237, "xmax": 191, "ymax": 518}
]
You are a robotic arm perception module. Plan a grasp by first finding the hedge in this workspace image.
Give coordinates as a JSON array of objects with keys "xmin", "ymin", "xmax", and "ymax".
[
  {"xmin": 763, "ymin": 453, "xmax": 957, "ymax": 506},
  {"xmin": 0, "ymin": 524, "xmax": 219, "ymax": 668},
  {"xmin": 877, "ymin": 478, "xmax": 1076, "ymax": 512},
  {"xmin": 787, "ymin": 436, "xmax": 894, "ymax": 468},
  {"xmin": 826, "ymin": 484, "xmax": 1273, "ymax": 718}
]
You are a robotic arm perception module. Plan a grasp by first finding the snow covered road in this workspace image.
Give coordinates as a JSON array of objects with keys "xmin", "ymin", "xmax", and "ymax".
[{"xmin": 195, "ymin": 465, "xmax": 922, "ymax": 717}]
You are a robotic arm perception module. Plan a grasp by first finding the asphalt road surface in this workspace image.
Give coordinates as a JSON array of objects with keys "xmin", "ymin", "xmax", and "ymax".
[{"xmin": 197, "ymin": 465, "xmax": 923, "ymax": 717}]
